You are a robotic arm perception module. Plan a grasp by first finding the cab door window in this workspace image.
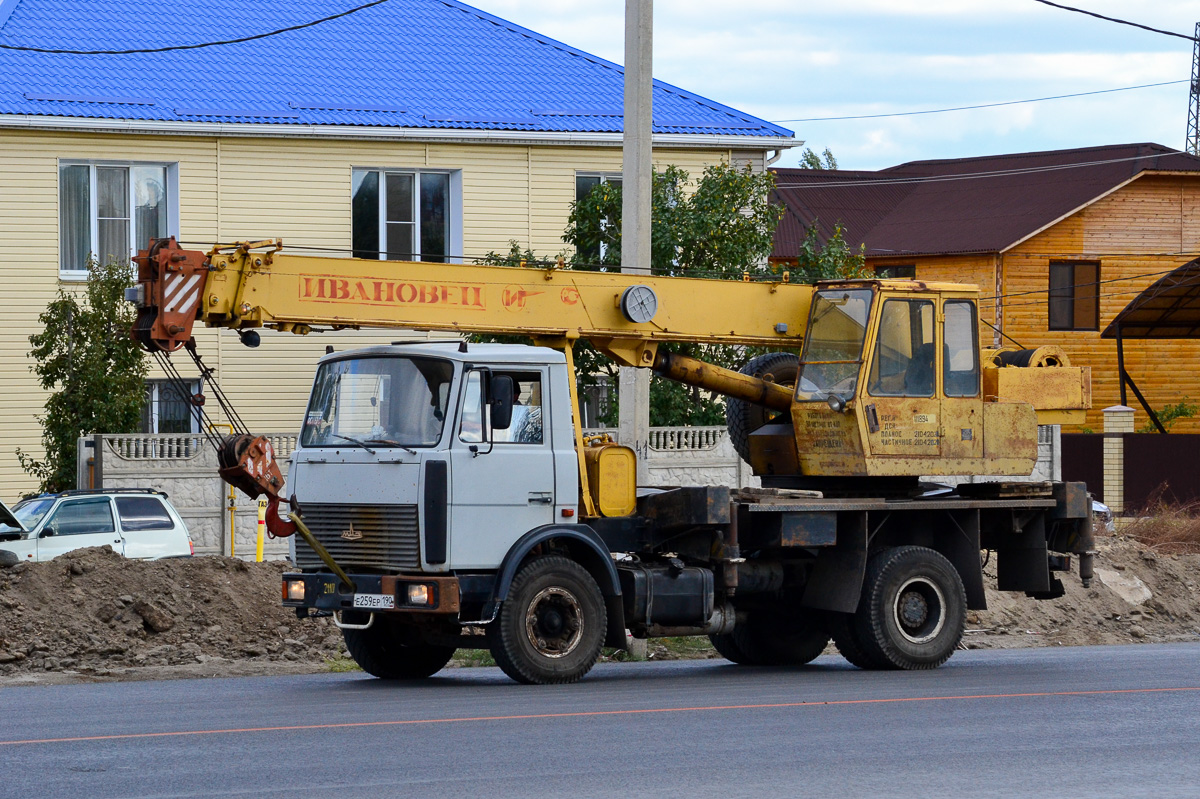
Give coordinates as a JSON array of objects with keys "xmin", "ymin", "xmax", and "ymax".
[
  {"xmin": 943, "ymin": 301, "xmax": 980, "ymax": 397},
  {"xmin": 868, "ymin": 299, "xmax": 936, "ymax": 397},
  {"xmin": 44, "ymin": 499, "xmax": 115, "ymax": 536},
  {"xmin": 495, "ymin": 373, "xmax": 543, "ymax": 445}
]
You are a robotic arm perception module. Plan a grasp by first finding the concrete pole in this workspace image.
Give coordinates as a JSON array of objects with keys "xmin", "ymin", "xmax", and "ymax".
[{"xmin": 619, "ymin": 0, "xmax": 653, "ymax": 484}]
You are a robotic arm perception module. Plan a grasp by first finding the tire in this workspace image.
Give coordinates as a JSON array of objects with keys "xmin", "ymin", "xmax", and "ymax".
[
  {"xmin": 853, "ymin": 546, "xmax": 967, "ymax": 670},
  {"xmin": 709, "ymin": 632, "xmax": 753, "ymax": 664},
  {"xmin": 341, "ymin": 615, "xmax": 456, "ymax": 680},
  {"xmin": 488, "ymin": 556, "xmax": 606, "ymax": 685},
  {"xmin": 827, "ymin": 611, "xmax": 889, "ymax": 670},
  {"xmin": 712, "ymin": 612, "xmax": 828, "ymax": 666},
  {"xmin": 726, "ymin": 352, "xmax": 799, "ymax": 462}
]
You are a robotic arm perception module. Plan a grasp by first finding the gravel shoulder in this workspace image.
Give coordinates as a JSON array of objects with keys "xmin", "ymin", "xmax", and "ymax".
[{"xmin": 1, "ymin": 536, "xmax": 1197, "ymax": 687}]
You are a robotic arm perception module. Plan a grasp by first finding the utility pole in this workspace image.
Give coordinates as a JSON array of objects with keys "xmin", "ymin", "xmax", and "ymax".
[
  {"xmin": 619, "ymin": 0, "xmax": 653, "ymax": 483},
  {"xmin": 1188, "ymin": 22, "xmax": 1200, "ymax": 155}
]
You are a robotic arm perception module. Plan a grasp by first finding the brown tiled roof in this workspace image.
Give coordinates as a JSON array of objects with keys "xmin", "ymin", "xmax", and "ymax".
[{"xmin": 771, "ymin": 143, "xmax": 1200, "ymax": 259}]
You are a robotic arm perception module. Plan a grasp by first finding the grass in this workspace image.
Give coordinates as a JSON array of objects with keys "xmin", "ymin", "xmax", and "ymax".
[
  {"xmin": 1123, "ymin": 491, "xmax": 1200, "ymax": 554},
  {"xmin": 324, "ymin": 656, "xmax": 362, "ymax": 673}
]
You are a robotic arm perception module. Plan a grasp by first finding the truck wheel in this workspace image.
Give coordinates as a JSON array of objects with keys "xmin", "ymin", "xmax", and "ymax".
[
  {"xmin": 488, "ymin": 556, "xmax": 606, "ymax": 685},
  {"xmin": 755, "ymin": 613, "xmax": 830, "ymax": 665},
  {"xmin": 726, "ymin": 352, "xmax": 799, "ymax": 462},
  {"xmin": 827, "ymin": 611, "xmax": 889, "ymax": 670},
  {"xmin": 342, "ymin": 615, "xmax": 456, "ymax": 679},
  {"xmin": 854, "ymin": 546, "xmax": 967, "ymax": 670},
  {"xmin": 709, "ymin": 632, "xmax": 754, "ymax": 664}
]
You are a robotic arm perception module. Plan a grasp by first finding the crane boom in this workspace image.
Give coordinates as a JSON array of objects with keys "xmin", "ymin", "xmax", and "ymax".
[{"xmin": 131, "ymin": 238, "xmax": 813, "ymax": 364}]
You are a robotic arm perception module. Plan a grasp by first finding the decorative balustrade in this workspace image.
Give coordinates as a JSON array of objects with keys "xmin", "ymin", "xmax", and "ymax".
[
  {"xmin": 581, "ymin": 426, "xmax": 727, "ymax": 452},
  {"xmin": 103, "ymin": 432, "xmax": 298, "ymax": 461}
]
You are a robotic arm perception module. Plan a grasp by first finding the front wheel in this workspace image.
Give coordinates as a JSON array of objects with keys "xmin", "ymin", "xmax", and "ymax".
[
  {"xmin": 854, "ymin": 546, "xmax": 967, "ymax": 670},
  {"xmin": 488, "ymin": 556, "xmax": 606, "ymax": 685},
  {"xmin": 341, "ymin": 615, "xmax": 457, "ymax": 679}
]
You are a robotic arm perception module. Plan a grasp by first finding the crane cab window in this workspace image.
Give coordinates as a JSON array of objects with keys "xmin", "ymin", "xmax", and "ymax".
[
  {"xmin": 943, "ymin": 301, "xmax": 980, "ymax": 397},
  {"xmin": 868, "ymin": 299, "xmax": 935, "ymax": 397},
  {"xmin": 458, "ymin": 371, "xmax": 543, "ymax": 445}
]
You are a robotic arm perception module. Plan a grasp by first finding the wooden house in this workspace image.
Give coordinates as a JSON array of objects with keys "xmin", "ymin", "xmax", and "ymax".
[{"xmin": 771, "ymin": 143, "xmax": 1200, "ymax": 432}]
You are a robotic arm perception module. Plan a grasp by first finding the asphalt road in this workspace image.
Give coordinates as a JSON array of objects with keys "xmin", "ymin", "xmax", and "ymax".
[{"xmin": 1, "ymin": 643, "xmax": 1198, "ymax": 799}]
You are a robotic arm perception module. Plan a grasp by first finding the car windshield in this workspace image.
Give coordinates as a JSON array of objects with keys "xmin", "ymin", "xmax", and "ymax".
[
  {"xmin": 301, "ymin": 356, "xmax": 455, "ymax": 448},
  {"xmin": 796, "ymin": 288, "xmax": 874, "ymax": 402},
  {"xmin": 0, "ymin": 497, "xmax": 55, "ymax": 532}
]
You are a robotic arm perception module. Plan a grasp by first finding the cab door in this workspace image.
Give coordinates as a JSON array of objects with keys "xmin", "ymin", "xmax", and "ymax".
[
  {"xmin": 940, "ymin": 299, "xmax": 983, "ymax": 461},
  {"xmin": 863, "ymin": 297, "xmax": 942, "ymax": 460},
  {"xmin": 449, "ymin": 367, "xmax": 556, "ymax": 569},
  {"xmin": 36, "ymin": 497, "xmax": 124, "ymax": 561}
]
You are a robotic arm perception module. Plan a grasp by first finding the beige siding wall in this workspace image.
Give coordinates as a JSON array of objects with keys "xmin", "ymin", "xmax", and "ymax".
[{"xmin": 0, "ymin": 127, "xmax": 733, "ymax": 498}]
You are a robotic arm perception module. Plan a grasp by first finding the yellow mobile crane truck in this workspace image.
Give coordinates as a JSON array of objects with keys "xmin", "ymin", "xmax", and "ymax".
[{"xmin": 130, "ymin": 238, "xmax": 1093, "ymax": 684}]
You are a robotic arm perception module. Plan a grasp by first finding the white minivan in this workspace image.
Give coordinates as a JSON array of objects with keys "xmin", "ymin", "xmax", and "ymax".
[{"xmin": 0, "ymin": 489, "xmax": 193, "ymax": 563}]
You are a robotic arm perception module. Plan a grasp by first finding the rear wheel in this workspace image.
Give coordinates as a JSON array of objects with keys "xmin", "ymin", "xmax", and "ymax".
[
  {"xmin": 712, "ymin": 611, "xmax": 829, "ymax": 666},
  {"xmin": 827, "ymin": 611, "xmax": 889, "ymax": 670},
  {"xmin": 854, "ymin": 546, "xmax": 966, "ymax": 670},
  {"xmin": 488, "ymin": 556, "xmax": 606, "ymax": 685},
  {"xmin": 709, "ymin": 631, "xmax": 753, "ymax": 664},
  {"xmin": 341, "ymin": 614, "xmax": 456, "ymax": 679}
]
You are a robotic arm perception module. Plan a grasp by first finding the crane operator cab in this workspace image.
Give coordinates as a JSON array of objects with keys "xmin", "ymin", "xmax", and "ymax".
[{"xmin": 748, "ymin": 280, "xmax": 1091, "ymax": 483}]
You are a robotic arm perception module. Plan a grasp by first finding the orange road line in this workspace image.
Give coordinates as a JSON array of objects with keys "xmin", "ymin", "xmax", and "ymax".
[{"xmin": 3, "ymin": 686, "xmax": 1198, "ymax": 747}]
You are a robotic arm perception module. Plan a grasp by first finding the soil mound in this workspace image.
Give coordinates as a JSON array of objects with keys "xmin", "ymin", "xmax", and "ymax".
[{"xmin": 0, "ymin": 547, "xmax": 341, "ymax": 678}]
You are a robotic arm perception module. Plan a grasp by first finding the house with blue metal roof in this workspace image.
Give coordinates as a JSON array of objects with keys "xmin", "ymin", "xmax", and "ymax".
[{"xmin": 0, "ymin": 0, "xmax": 796, "ymax": 500}]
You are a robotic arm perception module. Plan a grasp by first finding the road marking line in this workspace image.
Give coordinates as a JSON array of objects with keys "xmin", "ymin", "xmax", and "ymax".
[{"xmin": 3, "ymin": 686, "xmax": 1198, "ymax": 746}]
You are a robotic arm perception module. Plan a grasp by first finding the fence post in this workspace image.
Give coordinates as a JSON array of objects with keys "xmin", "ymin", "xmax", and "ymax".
[{"xmin": 1103, "ymin": 405, "xmax": 1134, "ymax": 515}]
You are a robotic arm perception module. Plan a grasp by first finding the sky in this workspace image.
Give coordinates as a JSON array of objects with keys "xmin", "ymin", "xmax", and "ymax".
[{"xmin": 468, "ymin": 0, "xmax": 1199, "ymax": 170}]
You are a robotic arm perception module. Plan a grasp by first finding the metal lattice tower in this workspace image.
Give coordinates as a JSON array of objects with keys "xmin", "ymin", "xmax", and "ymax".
[{"xmin": 1188, "ymin": 22, "xmax": 1200, "ymax": 155}]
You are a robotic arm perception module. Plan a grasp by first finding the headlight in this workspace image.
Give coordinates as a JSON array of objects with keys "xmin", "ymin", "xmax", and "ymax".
[
  {"xmin": 284, "ymin": 579, "xmax": 306, "ymax": 601},
  {"xmin": 407, "ymin": 583, "xmax": 431, "ymax": 606}
]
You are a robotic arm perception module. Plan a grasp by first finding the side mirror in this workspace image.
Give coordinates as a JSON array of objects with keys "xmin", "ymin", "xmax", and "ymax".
[
  {"xmin": 39, "ymin": 526, "xmax": 55, "ymax": 538},
  {"xmin": 490, "ymin": 375, "xmax": 515, "ymax": 430}
]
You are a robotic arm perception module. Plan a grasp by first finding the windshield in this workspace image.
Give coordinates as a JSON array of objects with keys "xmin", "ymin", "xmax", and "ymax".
[
  {"xmin": 301, "ymin": 356, "xmax": 455, "ymax": 448},
  {"xmin": 0, "ymin": 497, "xmax": 55, "ymax": 533},
  {"xmin": 796, "ymin": 288, "xmax": 874, "ymax": 401}
]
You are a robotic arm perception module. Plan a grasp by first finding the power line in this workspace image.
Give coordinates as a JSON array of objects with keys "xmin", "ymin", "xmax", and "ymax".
[
  {"xmin": 1032, "ymin": 0, "xmax": 1197, "ymax": 43},
  {"xmin": 0, "ymin": 0, "xmax": 388, "ymax": 55},
  {"xmin": 773, "ymin": 153, "xmax": 1185, "ymax": 189},
  {"xmin": 772, "ymin": 80, "xmax": 1187, "ymax": 123}
]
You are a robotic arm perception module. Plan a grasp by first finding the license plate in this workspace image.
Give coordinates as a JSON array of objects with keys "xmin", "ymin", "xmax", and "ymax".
[{"xmin": 352, "ymin": 593, "xmax": 395, "ymax": 610}]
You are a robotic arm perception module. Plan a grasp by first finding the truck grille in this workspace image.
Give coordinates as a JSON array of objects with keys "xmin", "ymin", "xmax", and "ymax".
[{"xmin": 294, "ymin": 503, "xmax": 420, "ymax": 571}]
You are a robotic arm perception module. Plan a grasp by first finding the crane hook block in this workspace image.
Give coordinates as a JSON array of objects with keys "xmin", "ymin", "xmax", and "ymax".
[{"xmin": 130, "ymin": 237, "xmax": 208, "ymax": 353}]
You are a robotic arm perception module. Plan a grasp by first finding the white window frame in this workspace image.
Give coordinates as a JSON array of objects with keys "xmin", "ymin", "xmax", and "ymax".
[
  {"xmin": 352, "ymin": 167, "xmax": 463, "ymax": 263},
  {"xmin": 58, "ymin": 160, "xmax": 179, "ymax": 281},
  {"xmin": 575, "ymin": 171, "xmax": 623, "ymax": 262},
  {"xmin": 143, "ymin": 379, "xmax": 200, "ymax": 435}
]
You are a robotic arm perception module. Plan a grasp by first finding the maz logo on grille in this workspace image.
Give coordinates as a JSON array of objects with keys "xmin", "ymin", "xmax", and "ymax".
[{"xmin": 340, "ymin": 522, "xmax": 363, "ymax": 541}]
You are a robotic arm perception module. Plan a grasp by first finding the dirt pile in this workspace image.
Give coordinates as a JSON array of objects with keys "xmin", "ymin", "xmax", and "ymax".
[
  {"xmin": 0, "ymin": 537, "xmax": 1197, "ymax": 682},
  {"xmin": 0, "ymin": 547, "xmax": 343, "ymax": 679}
]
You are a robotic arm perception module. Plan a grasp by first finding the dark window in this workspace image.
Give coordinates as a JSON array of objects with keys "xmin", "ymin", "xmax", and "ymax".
[
  {"xmin": 574, "ymin": 174, "xmax": 621, "ymax": 265},
  {"xmin": 59, "ymin": 163, "xmax": 170, "ymax": 273},
  {"xmin": 45, "ymin": 499, "xmax": 115, "ymax": 536},
  {"xmin": 944, "ymin": 301, "xmax": 980, "ymax": 397},
  {"xmin": 874, "ymin": 264, "xmax": 915, "ymax": 279},
  {"xmin": 142, "ymin": 380, "xmax": 199, "ymax": 434},
  {"xmin": 352, "ymin": 169, "xmax": 451, "ymax": 262},
  {"xmin": 868, "ymin": 299, "xmax": 936, "ymax": 397},
  {"xmin": 1048, "ymin": 261, "xmax": 1099, "ymax": 331},
  {"xmin": 116, "ymin": 497, "xmax": 174, "ymax": 531}
]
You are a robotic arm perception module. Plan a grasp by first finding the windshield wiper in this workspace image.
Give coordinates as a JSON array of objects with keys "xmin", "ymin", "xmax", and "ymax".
[
  {"xmin": 364, "ymin": 438, "xmax": 418, "ymax": 455},
  {"xmin": 330, "ymin": 434, "xmax": 376, "ymax": 454}
]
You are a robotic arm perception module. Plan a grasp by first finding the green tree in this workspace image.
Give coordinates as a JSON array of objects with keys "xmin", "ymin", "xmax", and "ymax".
[
  {"xmin": 17, "ymin": 259, "xmax": 147, "ymax": 492},
  {"xmin": 793, "ymin": 221, "xmax": 870, "ymax": 283},
  {"xmin": 799, "ymin": 147, "xmax": 838, "ymax": 170},
  {"xmin": 1136, "ymin": 397, "xmax": 1199, "ymax": 433},
  {"xmin": 478, "ymin": 163, "xmax": 784, "ymax": 426}
]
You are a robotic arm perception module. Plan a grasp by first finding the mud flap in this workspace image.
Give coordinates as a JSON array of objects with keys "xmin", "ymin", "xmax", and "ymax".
[{"xmin": 801, "ymin": 511, "xmax": 867, "ymax": 614}]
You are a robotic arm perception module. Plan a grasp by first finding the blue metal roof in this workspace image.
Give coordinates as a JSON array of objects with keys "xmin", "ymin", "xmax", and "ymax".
[{"xmin": 0, "ymin": 0, "xmax": 793, "ymax": 139}]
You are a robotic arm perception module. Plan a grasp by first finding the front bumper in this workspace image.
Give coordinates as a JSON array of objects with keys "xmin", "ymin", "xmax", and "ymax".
[{"xmin": 282, "ymin": 572, "xmax": 462, "ymax": 615}]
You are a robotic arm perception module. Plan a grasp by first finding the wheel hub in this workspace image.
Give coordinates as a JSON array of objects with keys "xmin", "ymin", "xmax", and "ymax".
[
  {"xmin": 525, "ymin": 586, "xmax": 583, "ymax": 658},
  {"xmin": 892, "ymin": 577, "xmax": 946, "ymax": 645}
]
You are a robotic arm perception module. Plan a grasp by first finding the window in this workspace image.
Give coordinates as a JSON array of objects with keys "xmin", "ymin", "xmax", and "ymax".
[
  {"xmin": 45, "ymin": 499, "xmax": 115, "ymax": 536},
  {"xmin": 352, "ymin": 169, "xmax": 456, "ymax": 262},
  {"xmin": 142, "ymin": 380, "xmax": 200, "ymax": 434},
  {"xmin": 874, "ymin": 265, "xmax": 916, "ymax": 279},
  {"xmin": 575, "ymin": 173, "xmax": 622, "ymax": 264},
  {"xmin": 943, "ymin": 301, "xmax": 980, "ymax": 397},
  {"xmin": 868, "ymin": 299, "xmax": 936, "ymax": 397},
  {"xmin": 458, "ymin": 370, "xmax": 544, "ymax": 445},
  {"xmin": 116, "ymin": 497, "xmax": 174, "ymax": 532},
  {"xmin": 1048, "ymin": 261, "xmax": 1100, "ymax": 331},
  {"xmin": 59, "ymin": 162, "xmax": 172, "ymax": 275}
]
